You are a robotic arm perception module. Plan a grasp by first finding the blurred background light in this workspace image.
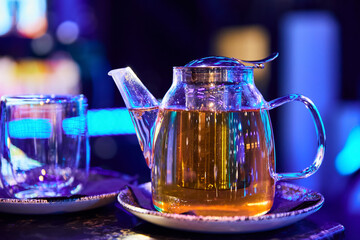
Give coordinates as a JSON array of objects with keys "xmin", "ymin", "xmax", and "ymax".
[
  {"xmin": 8, "ymin": 108, "xmax": 135, "ymax": 139},
  {"xmin": 87, "ymin": 108, "xmax": 135, "ymax": 136},
  {"xmin": 56, "ymin": 21, "xmax": 79, "ymax": 44},
  {"xmin": 30, "ymin": 33, "xmax": 54, "ymax": 55},
  {"xmin": 62, "ymin": 116, "xmax": 87, "ymax": 136},
  {"xmin": 348, "ymin": 177, "xmax": 360, "ymax": 214},
  {"xmin": 93, "ymin": 136, "xmax": 118, "ymax": 159},
  {"xmin": 17, "ymin": 0, "xmax": 47, "ymax": 38},
  {"xmin": 214, "ymin": 26, "xmax": 270, "ymax": 90},
  {"xmin": 279, "ymin": 11, "xmax": 340, "ymax": 190},
  {"xmin": 9, "ymin": 119, "xmax": 52, "ymax": 139},
  {"xmin": 336, "ymin": 126, "xmax": 360, "ymax": 175},
  {"xmin": 0, "ymin": 57, "xmax": 80, "ymax": 96},
  {"xmin": 0, "ymin": 0, "xmax": 12, "ymax": 36}
]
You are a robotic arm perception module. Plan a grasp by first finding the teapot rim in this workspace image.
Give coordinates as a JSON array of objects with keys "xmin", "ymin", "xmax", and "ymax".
[{"xmin": 173, "ymin": 66, "xmax": 256, "ymax": 70}]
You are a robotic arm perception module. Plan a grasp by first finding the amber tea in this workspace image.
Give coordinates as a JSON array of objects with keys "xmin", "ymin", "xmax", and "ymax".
[{"xmin": 131, "ymin": 108, "xmax": 275, "ymax": 216}]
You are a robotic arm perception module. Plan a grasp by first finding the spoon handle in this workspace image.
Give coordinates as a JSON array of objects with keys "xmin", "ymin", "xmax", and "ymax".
[
  {"xmin": 239, "ymin": 52, "xmax": 279, "ymax": 68},
  {"xmin": 240, "ymin": 52, "xmax": 279, "ymax": 64}
]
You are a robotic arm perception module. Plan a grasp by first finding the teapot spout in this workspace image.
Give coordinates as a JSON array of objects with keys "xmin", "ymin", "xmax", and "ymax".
[
  {"xmin": 109, "ymin": 67, "xmax": 159, "ymax": 168},
  {"xmin": 108, "ymin": 67, "xmax": 159, "ymax": 109}
]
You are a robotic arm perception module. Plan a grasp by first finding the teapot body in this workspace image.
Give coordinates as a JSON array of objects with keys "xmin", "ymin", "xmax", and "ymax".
[
  {"xmin": 151, "ymin": 107, "xmax": 276, "ymax": 216},
  {"xmin": 151, "ymin": 58, "xmax": 276, "ymax": 216}
]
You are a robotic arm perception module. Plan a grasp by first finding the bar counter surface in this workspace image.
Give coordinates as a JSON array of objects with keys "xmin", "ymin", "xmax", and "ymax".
[{"xmin": 0, "ymin": 202, "xmax": 344, "ymax": 240}]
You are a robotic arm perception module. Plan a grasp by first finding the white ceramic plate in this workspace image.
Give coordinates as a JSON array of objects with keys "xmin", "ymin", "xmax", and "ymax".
[
  {"xmin": 0, "ymin": 168, "xmax": 136, "ymax": 215},
  {"xmin": 117, "ymin": 182, "xmax": 324, "ymax": 233}
]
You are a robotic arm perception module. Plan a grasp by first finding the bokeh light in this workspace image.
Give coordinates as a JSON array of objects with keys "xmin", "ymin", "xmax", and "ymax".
[
  {"xmin": 214, "ymin": 25, "xmax": 270, "ymax": 88},
  {"xmin": 17, "ymin": 0, "xmax": 47, "ymax": 38},
  {"xmin": 56, "ymin": 21, "xmax": 79, "ymax": 44},
  {"xmin": 31, "ymin": 33, "xmax": 54, "ymax": 55},
  {"xmin": 336, "ymin": 126, "xmax": 360, "ymax": 175},
  {"xmin": 0, "ymin": 0, "xmax": 12, "ymax": 36},
  {"xmin": 7, "ymin": 108, "xmax": 135, "ymax": 139},
  {"xmin": 94, "ymin": 137, "xmax": 118, "ymax": 159},
  {"xmin": 87, "ymin": 108, "xmax": 135, "ymax": 136}
]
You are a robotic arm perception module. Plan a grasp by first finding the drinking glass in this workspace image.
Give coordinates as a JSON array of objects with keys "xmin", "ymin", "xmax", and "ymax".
[{"xmin": 0, "ymin": 95, "xmax": 89, "ymax": 198}]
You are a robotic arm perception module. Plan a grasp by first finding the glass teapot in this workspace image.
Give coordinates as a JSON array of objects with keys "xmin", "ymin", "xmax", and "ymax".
[{"xmin": 108, "ymin": 53, "xmax": 325, "ymax": 217}]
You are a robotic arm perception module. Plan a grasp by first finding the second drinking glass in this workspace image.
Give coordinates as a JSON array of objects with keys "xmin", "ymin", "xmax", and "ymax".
[{"xmin": 0, "ymin": 95, "xmax": 90, "ymax": 199}]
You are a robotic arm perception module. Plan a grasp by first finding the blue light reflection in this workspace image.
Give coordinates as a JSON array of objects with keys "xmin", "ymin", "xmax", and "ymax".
[
  {"xmin": 87, "ymin": 108, "xmax": 135, "ymax": 136},
  {"xmin": 348, "ymin": 177, "xmax": 360, "ymax": 213},
  {"xmin": 8, "ymin": 108, "xmax": 135, "ymax": 139},
  {"xmin": 336, "ymin": 126, "xmax": 360, "ymax": 175},
  {"xmin": 9, "ymin": 119, "xmax": 52, "ymax": 139},
  {"xmin": 280, "ymin": 11, "xmax": 339, "ymax": 189}
]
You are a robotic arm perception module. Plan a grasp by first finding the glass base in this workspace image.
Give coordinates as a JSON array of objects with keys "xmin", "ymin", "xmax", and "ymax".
[{"xmin": 12, "ymin": 183, "xmax": 84, "ymax": 199}]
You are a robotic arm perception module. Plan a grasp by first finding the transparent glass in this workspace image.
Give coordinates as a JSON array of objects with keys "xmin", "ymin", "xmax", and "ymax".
[
  {"xmin": 109, "ymin": 54, "xmax": 326, "ymax": 216},
  {"xmin": 0, "ymin": 95, "xmax": 90, "ymax": 199}
]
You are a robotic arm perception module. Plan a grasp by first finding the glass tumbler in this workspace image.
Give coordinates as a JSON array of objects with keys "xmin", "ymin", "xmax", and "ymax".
[{"xmin": 0, "ymin": 95, "xmax": 89, "ymax": 198}]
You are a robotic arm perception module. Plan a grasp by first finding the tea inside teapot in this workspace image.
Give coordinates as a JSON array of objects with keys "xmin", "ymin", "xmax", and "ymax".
[{"xmin": 151, "ymin": 107, "xmax": 275, "ymax": 216}]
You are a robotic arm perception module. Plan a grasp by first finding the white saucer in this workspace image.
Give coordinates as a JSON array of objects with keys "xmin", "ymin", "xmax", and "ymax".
[
  {"xmin": 117, "ymin": 182, "xmax": 324, "ymax": 233},
  {"xmin": 0, "ymin": 168, "xmax": 136, "ymax": 215}
]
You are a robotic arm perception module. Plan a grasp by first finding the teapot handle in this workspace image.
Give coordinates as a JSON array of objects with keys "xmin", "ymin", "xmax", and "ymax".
[{"xmin": 268, "ymin": 94, "xmax": 326, "ymax": 181}]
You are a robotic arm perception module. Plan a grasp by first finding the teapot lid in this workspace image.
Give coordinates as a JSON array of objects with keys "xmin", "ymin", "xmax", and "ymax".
[
  {"xmin": 185, "ymin": 56, "xmax": 247, "ymax": 68},
  {"xmin": 175, "ymin": 53, "xmax": 278, "ymax": 83}
]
